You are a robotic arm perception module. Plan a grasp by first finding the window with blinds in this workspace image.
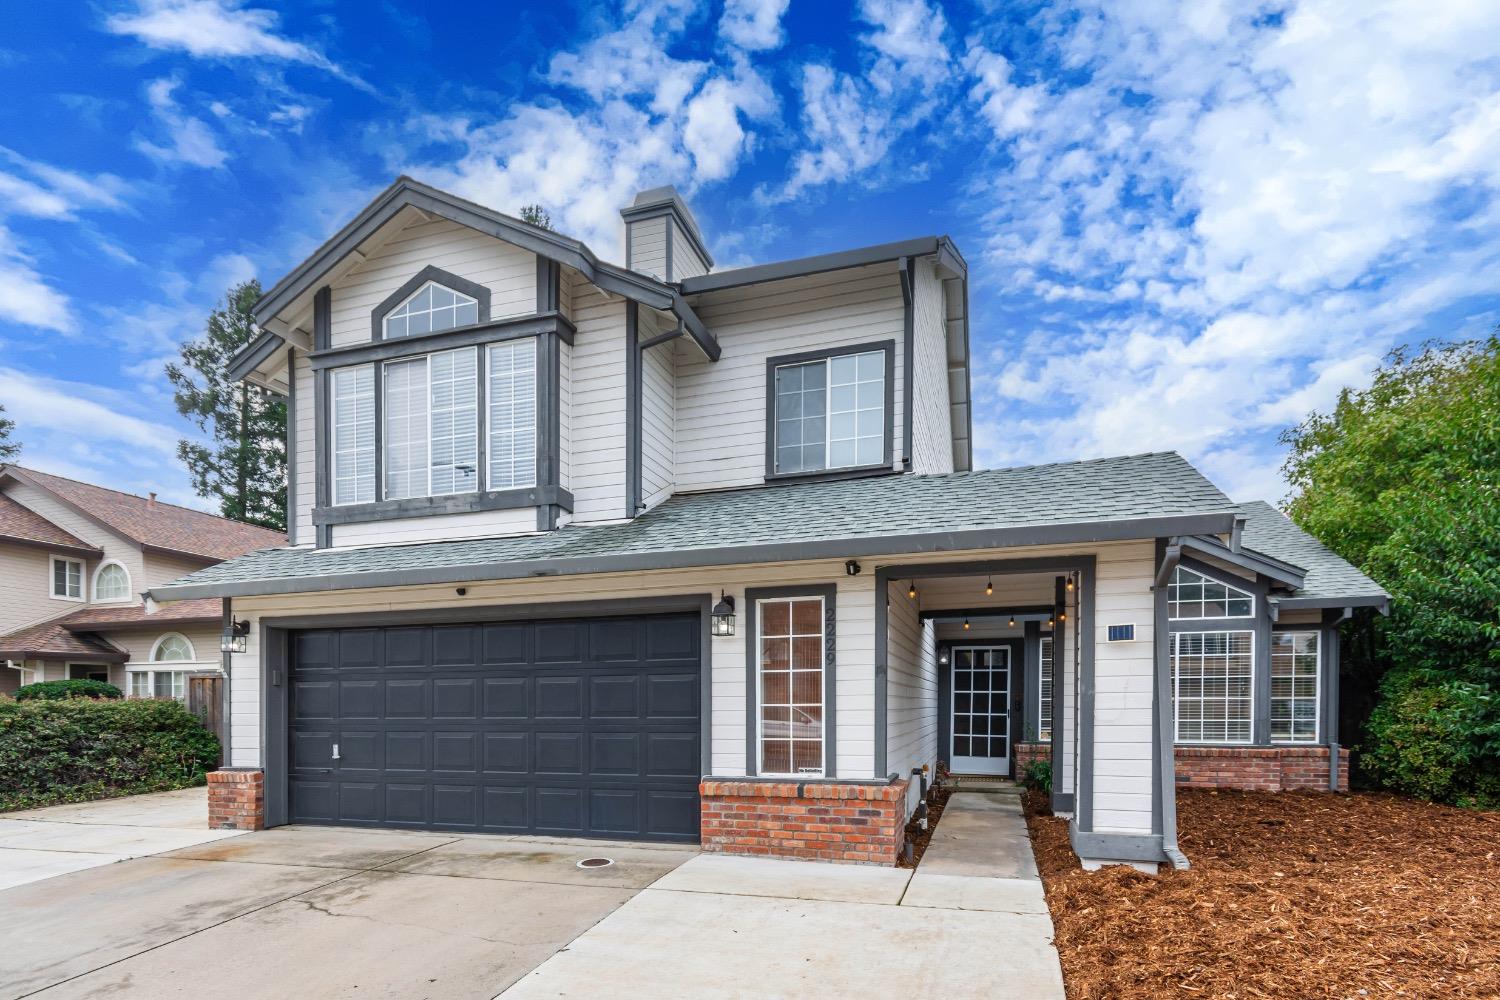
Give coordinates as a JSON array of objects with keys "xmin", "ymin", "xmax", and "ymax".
[
  {"xmin": 331, "ymin": 364, "xmax": 376, "ymax": 505},
  {"xmin": 487, "ymin": 339, "xmax": 537, "ymax": 489}
]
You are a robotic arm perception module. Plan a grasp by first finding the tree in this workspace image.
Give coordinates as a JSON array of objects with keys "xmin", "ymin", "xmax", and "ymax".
[
  {"xmin": 166, "ymin": 279, "xmax": 286, "ymax": 531},
  {"xmin": 519, "ymin": 203, "xmax": 553, "ymax": 230},
  {"xmin": 1281, "ymin": 336, "xmax": 1500, "ymax": 805},
  {"xmin": 0, "ymin": 403, "xmax": 18, "ymax": 462}
]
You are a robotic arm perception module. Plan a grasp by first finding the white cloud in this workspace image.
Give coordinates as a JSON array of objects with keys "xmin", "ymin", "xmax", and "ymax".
[
  {"xmin": 0, "ymin": 148, "xmax": 131, "ymax": 220},
  {"xmin": 780, "ymin": 66, "xmax": 896, "ymax": 198},
  {"xmin": 719, "ymin": 0, "xmax": 790, "ymax": 52},
  {"xmin": 105, "ymin": 0, "xmax": 366, "ymax": 89},
  {"xmin": 858, "ymin": 0, "xmax": 951, "ymax": 90},
  {"xmin": 0, "ymin": 228, "xmax": 72, "ymax": 333},
  {"xmin": 134, "ymin": 77, "xmax": 229, "ymax": 169},
  {"xmin": 0, "ymin": 366, "xmax": 179, "ymax": 457}
]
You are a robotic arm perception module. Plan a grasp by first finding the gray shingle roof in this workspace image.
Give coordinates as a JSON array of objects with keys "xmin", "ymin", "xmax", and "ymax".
[
  {"xmin": 151, "ymin": 452, "xmax": 1236, "ymax": 600},
  {"xmin": 1237, "ymin": 501, "xmax": 1389, "ymax": 607}
]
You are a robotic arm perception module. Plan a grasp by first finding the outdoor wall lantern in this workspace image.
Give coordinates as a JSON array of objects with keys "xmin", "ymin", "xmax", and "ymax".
[
  {"xmin": 711, "ymin": 593, "xmax": 737, "ymax": 637},
  {"xmin": 220, "ymin": 620, "xmax": 250, "ymax": 654}
]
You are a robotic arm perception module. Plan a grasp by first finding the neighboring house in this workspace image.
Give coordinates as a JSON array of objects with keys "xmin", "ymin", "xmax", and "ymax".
[
  {"xmin": 0, "ymin": 466, "xmax": 284, "ymax": 700},
  {"xmin": 149, "ymin": 177, "xmax": 1386, "ymax": 870}
]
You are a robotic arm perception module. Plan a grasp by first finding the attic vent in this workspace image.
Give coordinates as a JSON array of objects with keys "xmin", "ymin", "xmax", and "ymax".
[{"xmin": 1107, "ymin": 624, "xmax": 1136, "ymax": 642}]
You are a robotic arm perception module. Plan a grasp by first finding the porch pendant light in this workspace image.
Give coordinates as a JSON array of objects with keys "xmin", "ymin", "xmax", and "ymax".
[
  {"xmin": 1008, "ymin": 615, "xmax": 1016, "ymax": 628},
  {"xmin": 985, "ymin": 577, "xmax": 993, "ymax": 596},
  {"xmin": 1066, "ymin": 576, "xmax": 1075, "ymax": 593},
  {"xmin": 711, "ymin": 592, "xmax": 737, "ymax": 637},
  {"xmin": 908, "ymin": 581, "xmax": 917, "ymax": 599},
  {"xmin": 1059, "ymin": 610, "xmax": 1067, "ymax": 622},
  {"xmin": 962, "ymin": 617, "xmax": 971, "ymax": 630},
  {"xmin": 1047, "ymin": 617, "xmax": 1054, "ymax": 628}
]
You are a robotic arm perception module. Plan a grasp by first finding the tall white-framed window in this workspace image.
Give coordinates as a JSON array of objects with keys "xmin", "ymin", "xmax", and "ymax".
[
  {"xmin": 1270, "ymin": 631, "xmax": 1320, "ymax": 743},
  {"xmin": 383, "ymin": 281, "xmax": 478, "ymax": 339},
  {"xmin": 1037, "ymin": 635, "xmax": 1054, "ymax": 742},
  {"xmin": 92, "ymin": 561, "xmax": 132, "ymax": 603},
  {"xmin": 757, "ymin": 596, "xmax": 826, "ymax": 777},
  {"xmin": 1167, "ymin": 566, "xmax": 1254, "ymax": 620},
  {"xmin": 50, "ymin": 555, "xmax": 84, "ymax": 601},
  {"xmin": 1172, "ymin": 630, "xmax": 1254, "ymax": 743},
  {"xmin": 771, "ymin": 347, "xmax": 887, "ymax": 475},
  {"xmin": 486, "ymin": 339, "xmax": 537, "ymax": 489},
  {"xmin": 331, "ymin": 364, "xmax": 376, "ymax": 505},
  {"xmin": 383, "ymin": 347, "xmax": 481, "ymax": 500}
]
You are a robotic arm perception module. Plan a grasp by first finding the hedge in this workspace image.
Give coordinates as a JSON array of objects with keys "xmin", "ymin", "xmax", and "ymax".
[
  {"xmin": 0, "ymin": 698, "xmax": 221, "ymax": 812},
  {"xmin": 15, "ymin": 678, "xmax": 123, "ymax": 701}
]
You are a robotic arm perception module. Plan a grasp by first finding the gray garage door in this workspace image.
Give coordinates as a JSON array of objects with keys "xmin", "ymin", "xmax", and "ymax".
[{"xmin": 286, "ymin": 613, "xmax": 701, "ymax": 842}]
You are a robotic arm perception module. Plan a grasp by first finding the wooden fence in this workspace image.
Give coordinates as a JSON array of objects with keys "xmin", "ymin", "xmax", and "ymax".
[{"xmin": 186, "ymin": 673, "xmax": 226, "ymax": 767}]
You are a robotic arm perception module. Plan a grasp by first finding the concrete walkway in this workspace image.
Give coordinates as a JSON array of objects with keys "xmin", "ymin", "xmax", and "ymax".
[
  {"xmin": 0, "ymin": 788, "xmax": 244, "ymax": 891},
  {"xmin": 499, "ymin": 790, "xmax": 1066, "ymax": 1000}
]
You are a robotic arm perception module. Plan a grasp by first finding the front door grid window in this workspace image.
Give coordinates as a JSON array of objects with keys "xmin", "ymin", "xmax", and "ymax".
[{"xmin": 951, "ymin": 645, "xmax": 1010, "ymax": 774}]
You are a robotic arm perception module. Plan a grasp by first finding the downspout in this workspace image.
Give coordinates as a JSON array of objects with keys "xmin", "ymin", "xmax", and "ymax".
[{"xmin": 1154, "ymin": 539, "xmax": 1190, "ymax": 870}]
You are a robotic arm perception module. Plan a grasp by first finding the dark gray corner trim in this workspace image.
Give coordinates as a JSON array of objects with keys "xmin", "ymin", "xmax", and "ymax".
[
  {"xmin": 1182, "ymin": 534, "xmax": 1306, "ymax": 590},
  {"xmin": 535, "ymin": 315, "xmax": 563, "ymax": 532},
  {"xmin": 1069, "ymin": 828, "xmax": 1167, "ymax": 864},
  {"xmin": 625, "ymin": 301, "xmax": 642, "ymax": 518},
  {"xmin": 370, "ymin": 265, "xmax": 492, "ymax": 342},
  {"xmin": 285, "ymin": 349, "xmax": 297, "ymax": 546},
  {"xmin": 313, "ymin": 486, "xmax": 574, "ymax": 526},
  {"xmin": 763, "ymin": 339, "xmax": 896, "ymax": 482},
  {"xmin": 681, "ymin": 236, "xmax": 963, "ymax": 295},
  {"xmin": 742, "ymin": 584, "xmax": 839, "ymax": 779},
  {"xmin": 1052, "ymin": 792, "xmax": 1075, "ymax": 813},
  {"xmin": 313, "ymin": 286, "xmax": 331, "ymax": 351},
  {"xmin": 898, "ymin": 257, "xmax": 914, "ymax": 469},
  {"xmin": 227, "ymin": 329, "xmax": 285, "ymax": 383},
  {"xmin": 1277, "ymin": 594, "xmax": 1390, "ymax": 613},
  {"xmin": 1023, "ymin": 619, "xmax": 1042, "ymax": 740},
  {"xmin": 149, "ymin": 513, "xmax": 1239, "ymax": 602},
  {"xmin": 312, "ymin": 288, "xmax": 332, "ymax": 549},
  {"xmin": 1152, "ymin": 539, "xmax": 1182, "ymax": 859},
  {"xmin": 261, "ymin": 624, "xmax": 288, "ymax": 826},
  {"xmin": 536, "ymin": 258, "xmax": 560, "ymax": 312},
  {"xmin": 959, "ymin": 277, "xmax": 974, "ymax": 472},
  {"xmin": 309, "ymin": 312, "xmax": 574, "ymax": 371}
]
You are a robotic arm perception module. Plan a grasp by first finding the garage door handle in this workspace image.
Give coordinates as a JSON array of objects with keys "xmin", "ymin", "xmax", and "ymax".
[{"xmin": 331, "ymin": 743, "xmax": 340, "ymax": 760}]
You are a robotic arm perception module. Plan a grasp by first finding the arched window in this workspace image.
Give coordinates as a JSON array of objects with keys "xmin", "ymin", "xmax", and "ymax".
[
  {"xmin": 1167, "ymin": 566, "xmax": 1254, "ymax": 619},
  {"xmin": 93, "ymin": 562, "xmax": 132, "ymax": 602},
  {"xmin": 151, "ymin": 633, "xmax": 196, "ymax": 663},
  {"xmin": 384, "ymin": 281, "xmax": 479, "ymax": 339}
]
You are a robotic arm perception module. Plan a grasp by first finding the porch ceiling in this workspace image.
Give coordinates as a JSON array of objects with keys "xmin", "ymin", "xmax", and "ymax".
[{"xmin": 899, "ymin": 570, "xmax": 1059, "ymax": 614}]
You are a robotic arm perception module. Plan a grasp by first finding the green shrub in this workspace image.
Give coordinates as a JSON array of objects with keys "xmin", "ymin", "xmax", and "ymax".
[
  {"xmin": 1361, "ymin": 670, "xmax": 1500, "ymax": 808},
  {"xmin": 1022, "ymin": 759, "xmax": 1052, "ymax": 796},
  {"xmin": 0, "ymin": 698, "xmax": 221, "ymax": 811},
  {"xmin": 15, "ymin": 679, "xmax": 123, "ymax": 701}
]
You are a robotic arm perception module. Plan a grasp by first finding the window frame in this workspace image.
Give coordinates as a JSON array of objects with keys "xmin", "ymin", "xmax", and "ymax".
[
  {"xmin": 1168, "ymin": 565, "xmax": 1255, "ymax": 621},
  {"xmin": 91, "ymin": 560, "xmax": 133, "ymax": 604},
  {"xmin": 1171, "ymin": 629, "xmax": 1256, "ymax": 744},
  {"xmin": 370, "ymin": 266, "xmax": 492, "ymax": 343},
  {"xmin": 1037, "ymin": 634, "xmax": 1054, "ymax": 742},
  {"xmin": 1270, "ymin": 629, "xmax": 1321, "ymax": 744},
  {"xmin": 763, "ymin": 340, "xmax": 896, "ymax": 483},
  {"xmin": 150, "ymin": 632, "xmax": 197, "ymax": 664},
  {"xmin": 49, "ymin": 555, "xmax": 85, "ymax": 602},
  {"xmin": 128, "ymin": 668, "xmax": 191, "ymax": 701},
  {"xmin": 485, "ymin": 338, "xmax": 538, "ymax": 491},
  {"xmin": 745, "ymin": 584, "xmax": 838, "ymax": 779}
]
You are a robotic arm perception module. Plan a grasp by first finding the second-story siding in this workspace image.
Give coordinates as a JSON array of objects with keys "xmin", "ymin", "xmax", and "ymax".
[
  {"xmin": 292, "ymin": 352, "xmax": 315, "ymax": 547},
  {"xmin": 675, "ymin": 263, "xmax": 906, "ymax": 493},
  {"xmin": 911, "ymin": 258, "xmax": 955, "ymax": 474},
  {"xmin": 4, "ymin": 481, "xmax": 140, "ymax": 599},
  {"xmin": 569, "ymin": 284, "xmax": 628, "ymax": 522},
  {"xmin": 0, "ymin": 544, "xmax": 74, "ymax": 632},
  {"xmin": 639, "ymin": 309, "xmax": 676, "ymax": 512}
]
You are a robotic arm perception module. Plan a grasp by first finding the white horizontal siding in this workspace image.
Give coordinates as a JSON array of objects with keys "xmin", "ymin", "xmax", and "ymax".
[
  {"xmin": 676, "ymin": 264, "xmax": 906, "ymax": 492},
  {"xmin": 886, "ymin": 579, "xmax": 938, "ymax": 800},
  {"xmin": 328, "ymin": 218, "xmax": 535, "ymax": 349},
  {"xmin": 669, "ymin": 218, "xmax": 710, "ymax": 280},
  {"xmin": 911, "ymin": 258, "xmax": 953, "ymax": 474},
  {"xmin": 0, "ymin": 543, "xmax": 72, "ymax": 634},
  {"xmin": 558, "ymin": 339, "xmax": 573, "ymax": 492},
  {"xmin": 639, "ymin": 311, "xmax": 676, "ymax": 511},
  {"xmin": 1090, "ymin": 542, "xmax": 1157, "ymax": 834},
  {"xmin": 627, "ymin": 216, "xmax": 667, "ymax": 280},
  {"xmin": 569, "ymin": 286, "xmax": 627, "ymax": 522},
  {"xmin": 330, "ymin": 507, "xmax": 537, "ymax": 547}
]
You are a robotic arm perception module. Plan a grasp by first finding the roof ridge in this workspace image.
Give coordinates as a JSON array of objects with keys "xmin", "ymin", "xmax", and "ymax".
[{"xmin": 9, "ymin": 465, "xmax": 280, "ymax": 531}]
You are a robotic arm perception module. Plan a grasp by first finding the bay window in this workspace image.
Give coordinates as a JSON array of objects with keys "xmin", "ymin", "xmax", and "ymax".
[
  {"xmin": 1172, "ymin": 630, "xmax": 1254, "ymax": 743},
  {"xmin": 1271, "ymin": 631, "xmax": 1320, "ymax": 743}
]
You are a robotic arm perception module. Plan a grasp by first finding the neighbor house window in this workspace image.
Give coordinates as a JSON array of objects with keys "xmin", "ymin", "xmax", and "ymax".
[
  {"xmin": 486, "ymin": 339, "xmax": 537, "ymax": 489},
  {"xmin": 1038, "ymin": 635, "xmax": 1054, "ymax": 742},
  {"xmin": 383, "ymin": 281, "xmax": 478, "ymax": 339},
  {"xmin": 130, "ymin": 671, "xmax": 187, "ymax": 701},
  {"xmin": 1271, "ymin": 631, "xmax": 1320, "ymax": 743},
  {"xmin": 1168, "ymin": 566, "xmax": 1253, "ymax": 619},
  {"xmin": 758, "ymin": 597, "xmax": 826, "ymax": 776},
  {"xmin": 93, "ymin": 562, "xmax": 131, "ymax": 602},
  {"xmin": 771, "ymin": 347, "xmax": 888, "ymax": 475},
  {"xmin": 332, "ymin": 364, "xmax": 377, "ymax": 505},
  {"xmin": 152, "ymin": 632, "xmax": 196, "ymax": 663},
  {"xmin": 51, "ymin": 556, "xmax": 83, "ymax": 600},
  {"xmin": 383, "ymin": 347, "xmax": 480, "ymax": 500},
  {"xmin": 1172, "ymin": 630, "xmax": 1254, "ymax": 743}
]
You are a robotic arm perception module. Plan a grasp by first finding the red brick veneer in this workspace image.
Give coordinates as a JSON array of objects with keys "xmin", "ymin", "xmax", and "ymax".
[
  {"xmin": 1175, "ymin": 746, "xmax": 1347, "ymax": 792},
  {"xmin": 1013, "ymin": 741, "xmax": 1050, "ymax": 776},
  {"xmin": 207, "ymin": 768, "xmax": 265, "ymax": 830},
  {"xmin": 699, "ymin": 778, "xmax": 910, "ymax": 865}
]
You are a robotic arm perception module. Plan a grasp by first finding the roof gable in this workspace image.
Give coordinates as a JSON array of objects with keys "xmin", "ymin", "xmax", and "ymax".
[
  {"xmin": 1237, "ymin": 500, "xmax": 1389, "ymax": 609},
  {"xmin": 0, "ymin": 492, "xmax": 100, "ymax": 556}
]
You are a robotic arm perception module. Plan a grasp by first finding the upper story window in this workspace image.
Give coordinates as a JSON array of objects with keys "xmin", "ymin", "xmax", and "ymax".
[
  {"xmin": 92, "ymin": 561, "xmax": 132, "ymax": 602},
  {"xmin": 487, "ymin": 339, "xmax": 537, "ymax": 489},
  {"xmin": 769, "ymin": 342, "xmax": 892, "ymax": 478},
  {"xmin": 151, "ymin": 632, "xmax": 196, "ymax": 663},
  {"xmin": 51, "ymin": 556, "xmax": 84, "ymax": 601},
  {"xmin": 1167, "ymin": 566, "xmax": 1253, "ymax": 620},
  {"xmin": 384, "ymin": 281, "xmax": 479, "ymax": 339},
  {"xmin": 384, "ymin": 347, "xmax": 479, "ymax": 499},
  {"xmin": 332, "ymin": 365, "xmax": 377, "ymax": 505}
]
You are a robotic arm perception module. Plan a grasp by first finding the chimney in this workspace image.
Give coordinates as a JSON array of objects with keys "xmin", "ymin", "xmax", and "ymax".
[
  {"xmin": 620, "ymin": 186, "xmax": 713, "ymax": 282},
  {"xmin": 148, "ymin": 492, "xmax": 157, "ymax": 507}
]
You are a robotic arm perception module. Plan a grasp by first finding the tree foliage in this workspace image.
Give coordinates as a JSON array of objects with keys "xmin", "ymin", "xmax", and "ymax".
[
  {"xmin": 519, "ymin": 203, "xmax": 553, "ymax": 230},
  {"xmin": 15, "ymin": 679, "xmax": 122, "ymax": 701},
  {"xmin": 0, "ymin": 402, "xmax": 19, "ymax": 461},
  {"xmin": 1281, "ymin": 336, "xmax": 1500, "ymax": 805},
  {"xmin": 167, "ymin": 279, "xmax": 287, "ymax": 531}
]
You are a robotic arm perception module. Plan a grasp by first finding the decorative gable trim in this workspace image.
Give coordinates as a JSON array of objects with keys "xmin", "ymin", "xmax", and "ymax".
[{"xmin": 369, "ymin": 264, "xmax": 492, "ymax": 342}]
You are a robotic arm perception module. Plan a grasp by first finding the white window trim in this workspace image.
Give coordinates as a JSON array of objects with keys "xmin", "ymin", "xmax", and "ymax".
[
  {"xmin": 90, "ymin": 560, "xmax": 134, "ymax": 604},
  {"xmin": 49, "ymin": 554, "xmax": 86, "ymax": 603},
  {"xmin": 1171, "ymin": 629, "xmax": 1256, "ymax": 745},
  {"xmin": 1167, "ymin": 565, "xmax": 1256, "ymax": 621},
  {"xmin": 382, "ymin": 355, "xmax": 436, "ymax": 501},
  {"xmin": 1270, "ymin": 630, "xmax": 1321, "ymax": 744},
  {"xmin": 756, "ymin": 595, "xmax": 828, "ymax": 779},
  {"xmin": 149, "ymin": 632, "xmax": 197, "ymax": 664},
  {"xmin": 1037, "ymin": 634, "xmax": 1054, "ymax": 742},
  {"xmin": 772, "ymin": 348, "xmax": 888, "ymax": 476}
]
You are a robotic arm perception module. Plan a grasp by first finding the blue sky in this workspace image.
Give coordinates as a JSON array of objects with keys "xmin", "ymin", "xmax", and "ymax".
[{"xmin": 2, "ymin": 0, "xmax": 1498, "ymax": 510}]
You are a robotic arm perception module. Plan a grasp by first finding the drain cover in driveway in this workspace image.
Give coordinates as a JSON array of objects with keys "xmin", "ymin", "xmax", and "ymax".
[{"xmin": 576, "ymin": 858, "xmax": 615, "ymax": 869}]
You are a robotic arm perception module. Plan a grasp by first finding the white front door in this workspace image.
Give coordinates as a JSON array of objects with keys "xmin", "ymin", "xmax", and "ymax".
[{"xmin": 950, "ymin": 646, "xmax": 1011, "ymax": 775}]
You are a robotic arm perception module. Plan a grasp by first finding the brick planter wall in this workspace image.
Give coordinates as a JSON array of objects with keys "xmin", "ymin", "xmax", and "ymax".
[
  {"xmin": 699, "ymin": 778, "xmax": 909, "ymax": 865},
  {"xmin": 1175, "ymin": 746, "xmax": 1347, "ymax": 792},
  {"xmin": 1013, "ymin": 741, "xmax": 1050, "ymax": 777},
  {"xmin": 207, "ymin": 768, "xmax": 265, "ymax": 830}
]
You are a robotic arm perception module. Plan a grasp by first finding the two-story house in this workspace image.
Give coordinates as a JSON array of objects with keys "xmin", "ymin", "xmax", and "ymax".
[
  {"xmin": 0, "ymin": 466, "xmax": 283, "ymax": 698},
  {"xmin": 151, "ymin": 178, "xmax": 1386, "ymax": 871}
]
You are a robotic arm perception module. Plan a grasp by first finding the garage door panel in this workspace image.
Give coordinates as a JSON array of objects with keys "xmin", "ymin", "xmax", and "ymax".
[{"xmin": 288, "ymin": 613, "xmax": 700, "ymax": 842}]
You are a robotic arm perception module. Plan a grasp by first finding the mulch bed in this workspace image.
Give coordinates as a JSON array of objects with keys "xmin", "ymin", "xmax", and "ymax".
[
  {"xmin": 898, "ymin": 783, "xmax": 953, "ymax": 869},
  {"xmin": 1023, "ymin": 788, "xmax": 1500, "ymax": 999}
]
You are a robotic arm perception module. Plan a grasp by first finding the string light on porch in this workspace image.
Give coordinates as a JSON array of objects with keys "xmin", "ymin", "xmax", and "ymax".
[
  {"xmin": 962, "ymin": 616, "xmax": 971, "ymax": 630},
  {"xmin": 907, "ymin": 581, "xmax": 917, "ymax": 599},
  {"xmin": 1066, "ymin": 575, "xmax": 1075, "ymax": 593},
  {"xmin": 985, "ymin": 576, "xmax": 993, "ymax": 596},
  {"xmin": 1007, "ymin": 614, "xmax": 1015, "ymax": 628}
]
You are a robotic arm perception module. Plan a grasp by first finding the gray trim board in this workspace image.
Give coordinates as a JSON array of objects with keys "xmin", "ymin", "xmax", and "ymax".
[
  {"xmin": 284, "ymin": 348, "xmax": 297, "ymax": 545},
  {"xmin": 313, "ymin": 486, "xmax": 573, "ymax": 526},
  {"xmin": 1181, "ymin": 533, "xmax": 1306, "ymax": 589},
  {"xmin": 1276, "ymin": 594, "xmax": 1389, "ymax": 612},
  {"xmin": 151, "ymin": 512, "xmax": 1239, "ymax": 602},
  {"xmin": 625, "ymin": 301, "xmax": 641, "ymax": 518},
  {"xmin": 370, "ymin": 264, "xmax": 492, "ymax": 341},
  {"xmin": 1152, "ymin": 540, "xmax": 1182, "ymax": 860},
  {"xmin": 312, "ymin": 287, "xmax": 331, "ymax": 549},
  {"xmin": 743, "ymin": 585, "xmax": 838, "ymax": 779},
  {"xmin": 681, "ymin": 236, "xmax": 965, "ymax": 294},
  {"xmin": 763, "ymin": 339, "xmax": 896, "ymax": 482},
  {"xmin": 308, "ymin": 312, "xmax": 573, "ymax": 370},
  {"xmin": 227, "ymin": 329, "xmax": 284, "ymax": 384},
  {"xmin": 1070, "ymin": 828, "xmax": 1166, "ymax": 864},
  {"xmin": 898, "ymin": 257, "xmax": 914, "ymax": 469}
]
